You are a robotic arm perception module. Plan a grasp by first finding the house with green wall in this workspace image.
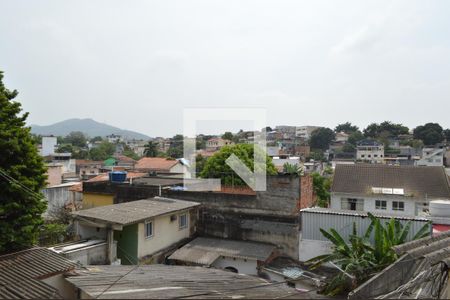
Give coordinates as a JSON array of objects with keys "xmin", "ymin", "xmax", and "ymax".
[{"xmin": 72, "ymin": 197, "xmax": 200, "ymax": 264}]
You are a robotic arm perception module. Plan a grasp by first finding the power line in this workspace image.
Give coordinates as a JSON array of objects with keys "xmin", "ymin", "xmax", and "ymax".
[{"xmin": 0, "ymin": 168, "xmax": 44, "ymax": 200}]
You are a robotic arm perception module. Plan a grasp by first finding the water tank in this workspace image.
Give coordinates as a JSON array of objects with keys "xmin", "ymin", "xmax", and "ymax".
[
  {"xmin": 109, "ymin": 171, "xmax": 127, "ymax": 183},
  {"xmin": 429, "ymin": 200, "xmax": 450, "ymax": 217}
]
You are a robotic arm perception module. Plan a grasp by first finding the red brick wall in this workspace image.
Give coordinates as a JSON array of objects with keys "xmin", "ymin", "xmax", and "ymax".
[{"xmin": 298, "ymin": 175, "xmax": 315, "ymax": 209}]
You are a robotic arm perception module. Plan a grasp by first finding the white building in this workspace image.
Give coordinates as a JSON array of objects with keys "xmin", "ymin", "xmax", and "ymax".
[
  {"xmin": 356, "ymin": 139, "xmax": 384, "ymax": 162},
  {"xmin": 330, "ymin": 164, "xmax": 450, "ymax": 217},
  {"xmin": 41, "ymin": 136, "xmax": 57, "ymax": 156},
  {"xmin": 295, "ymin": 126, "xmax": 321, "ymax": 140},
  {"xmin": 106, "ymin": 134, "xmax": 122, "ymax": 143},
  {"xmin": 416, "ymin": 148, "xmax": 445, "ymax": 167}
]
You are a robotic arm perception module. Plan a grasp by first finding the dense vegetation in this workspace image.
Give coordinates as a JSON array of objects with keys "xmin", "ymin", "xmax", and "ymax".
[
  {"xmin": 0, "ymin": 71, "xmax": 47, "ymax": 253},
  {"xmin": 308, "ymin": 214, "xmax": 431, "ymax": 296}
]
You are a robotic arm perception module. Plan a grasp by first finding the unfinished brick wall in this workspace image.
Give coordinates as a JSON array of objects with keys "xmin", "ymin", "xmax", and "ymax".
[{"xmin": 299, "ymin": 175, "xmax": 315, "ymax": 210}]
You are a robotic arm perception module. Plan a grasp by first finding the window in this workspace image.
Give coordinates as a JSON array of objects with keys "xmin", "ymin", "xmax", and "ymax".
[
  {"xmin": 368, "ymin": 154, "xmax": 371, "ymax": 158},
  {"xmin": 179, "ymin": 213, "xmax": 188, "ymax": 229},
  {"xmin": 145, "ymin": 220, "xmax": 153, "ymax": 238},
  {"xmin": 374, "ymin": 154, "xmax": 378, "ymax": 158},
  {"xmin": 392, "ymin": 201, "xmax": 405, "ymax": 211},
  {"xmin": 361, "ymin": 155, "xmax": 365, "ymax": 158},
  {"xmin": 341, "ymin": 198, "xmax": 364, "ymax": 211},
  {"xmin": 375, "ymin": 200, "xmax": 387, "ymax": 210}
]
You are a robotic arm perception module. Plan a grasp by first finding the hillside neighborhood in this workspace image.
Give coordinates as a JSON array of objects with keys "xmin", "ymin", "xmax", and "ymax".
[{"xmin": 2, "ymin": 109, "xmax": 450, "ymax": 299}]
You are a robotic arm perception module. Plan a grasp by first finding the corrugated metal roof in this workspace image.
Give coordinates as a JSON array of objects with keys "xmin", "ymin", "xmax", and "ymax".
[
  {"xmin": 73, "ymin": 197, "xmax": 200, "ymax": 225},
  {"xmin": 168, "ymin": 237, "xmax": 275, "ymax": 265},
  {"xmin": 0, "ymin": 247, "xmax": 76, "ymax": 299},
  {"xmin": 66, "ymin": 265, "xmax": 301, "ymax": 299}
]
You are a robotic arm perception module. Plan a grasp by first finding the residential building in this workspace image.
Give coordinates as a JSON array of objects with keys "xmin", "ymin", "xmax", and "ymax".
[
  {"xmin": 106, "ymin": 133, "xmax": 122, "ymax": 143},
  {"xmin": 349, "ymin": 230, "xmax": 450, "ymax": 299},
  {"xmin": 66, "ymin": 264, "xmax": 301, "ymax": 299},
  {"xmin": 330, "ymin": 164, "xmax": 450, "ymax": 217},
  {"xmin": 41, "ymin": 135, "xmax": 57, "ymax": 156},
  {"xmin": 335, "ymin": 131, "xmax": 349, "ymax": 143},
  {"xmin": 0, "ymin": 247, "xmax": 77, "ymax": 299},
  {"xmin": 295, "ymin": 126, "xmax": 321, "ymax": 140},
  {"xmin": 73, "ymin": 197, "xmax": 200, "ymax": 264},
  {"xmin": 205, "ymin": 137, "xmax": 233, "ymax": 151},
  {"xmin": 356, "ymin": 139, "xmax": 384, "ymax": 162},
  {"xmin": 50, "ymin": 239, "xmax": 116, "ymax": 266},
  {"xmin": 135, "ymin": 157, "xmax": 190, "ymax": 177},
  {"xmin": 75, "ymin": 159, "xmax": 102, "ymax": 180},
  {"xmin": 299, "ymin": 207, "xmax": 431, "ymax": 262},
  {"xmin": 416, "ymin": 147, "xmax": 445, "ymax": 167},
  {"xmin": 169, "ymin": 237, "xmax": 277, "ymax": 275}
]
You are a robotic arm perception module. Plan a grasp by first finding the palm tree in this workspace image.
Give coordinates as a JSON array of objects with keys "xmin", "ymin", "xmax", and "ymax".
[
  {"xmin": 307, "ymin": 213, "xmax": 431, "ymax": 296},
  {"xmin": 143, "ymin": 141, "xmax": 158, "ymax": 157}
]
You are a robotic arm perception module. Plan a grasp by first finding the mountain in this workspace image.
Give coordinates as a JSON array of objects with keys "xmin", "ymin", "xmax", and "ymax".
[{"xmin": 30, "ymin": 118, "xmax": 151, "ymax": 140}]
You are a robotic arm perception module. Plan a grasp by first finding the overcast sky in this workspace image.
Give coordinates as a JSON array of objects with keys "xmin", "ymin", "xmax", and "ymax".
[{"xmin": 1, "ymin": 1, "xmax": 449, "ymax": 137}]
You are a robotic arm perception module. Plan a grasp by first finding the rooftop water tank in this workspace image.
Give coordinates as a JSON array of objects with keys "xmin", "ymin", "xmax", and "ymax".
[
  {"xmin": 429, "ymin": 200, "xmax": 450, "ymax": 218},
  {"xmin": 109, "ymin": 171, "xmax": 127, "ymax": 183}
]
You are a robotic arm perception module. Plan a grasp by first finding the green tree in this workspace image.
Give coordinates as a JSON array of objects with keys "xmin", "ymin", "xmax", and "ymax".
[
  {"xmin": 413, "ymin": 123, "xmax": 444, "ymax": 146},
  {"xmin": 310, "ymin": 128, "xmax": 335, "ymax": 151},
  {"xmin": 308, "ymin": 214, "xmax": 431, "ymax": 296},
  {"xmin": 311, "ymin": 172, "xmax": 331, "ymax": 207},
  {"xmin": 88, "ymin": 141, "xmax": 115, "ymax": 160},
  {"xmin": 0, "ymin": 71, "xmax": 47, "ymax": 254},
  {"xmin": 64, "ymin": 131, "xmax": 88, "ymax": 148},
  {"xmin": 90, "ymin": 136, "xmax": 103, "ymax": 143},
  {"xmin": 444, "ymin": 129, "xmax": 450, "ymax": 142},
  {"xmin": 167, "ymin": 134, "xmax": 184, "ymax": 158},
  {"xmin": 144, "ymin": 141, "xmax": 159, "ymax": 157},
  {"xmin": 222, "ymin": 132, "xmax": 234, "ymax": 141},
  {"xmin": 195, "ymin": 154, "xmax": 208, "ymax": 174},
  {"xmin": 335, "ymin": 122, "xmax": 359, "ymax": 134},
  {"xmin": 200, "ymin": 144, "xmax": 277, "ymax": 186},
  {"xmin": 56, "ymin": 144, "xmax": 73, "ymax": 153},
  {"xmin": 347, "ymin": 131, "xmax": 365, "ymax": 145},
  {"xmin": 342, "ymin": 143, "xmax": 355, "ymax": 153},
  {"xmin": 122, "ymin": 148, "xmax": 139, "ymax": 160},
  {"xmin": 363, "ymin": 121, "xmax": 409, "ymax": 138}
]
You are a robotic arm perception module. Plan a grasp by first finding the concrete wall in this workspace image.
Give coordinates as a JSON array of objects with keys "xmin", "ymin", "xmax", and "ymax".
[
  {"xmin": 75, "ymin": 221, "xmax": 107, "ymax": 240},
  {"xmin": 163, "ymin": 176, "xmax": 302, "ymax": 259},
  {"xmin": 298, "ymin": 238, "xmax": 333, "ymax": 261},
  {"xmin": 212, "ymin": 257, "xmax": 258, "ymax": 275},
  {"xmin": 42, "ymin": 185, "xmax": 72, "ymax": 218},
  {"xmin": 331, "ymin": 193, "xmax": 425, "ymax": 217},
  {"xmin": 82, "ymin": 193, "xmax": 114, "ymax": 209},
  {"xmin": 62, "ymin": 242, "xmax": 114, "ymax": 265},
  {"xmin": 137, "ymin": 209, "xmax": 194, "ymax": 259},
  {"xmin": 46, "ymin": 165, "xmax": 62, "ymax": 187},
  {"xmin": 42, "ymin": 273, "xmax": 77, "ymax": 299}
]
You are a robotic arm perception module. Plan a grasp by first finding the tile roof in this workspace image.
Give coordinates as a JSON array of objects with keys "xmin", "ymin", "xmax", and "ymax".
[
  {"xmin": 75, "ymin": 160, "xmax": 103, "ymax": 166},
  {"xmin": 85, "ymin": 172, "xmax": 146, "ymax": 183},
  {"xmin": 332, "ymin": 164, "xmax": 450, "ymax": 200},
  {"xmin": 66, "ymin": 264, "xmax": 302, "ymax": 299},
  {"xmin": 169, "ymin": 237, "xmax": 275, "ymax": 265},
  {"xmin": 0, "ymin": 247, "xmax": 76, "ymax": 299},
  {"xmin": 72, "ymin": 197, "xmax": 200, "ymax": 225},
  {"xmin": 135, "ymin": 157, "xmax": 179, "ymax": 171}
]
